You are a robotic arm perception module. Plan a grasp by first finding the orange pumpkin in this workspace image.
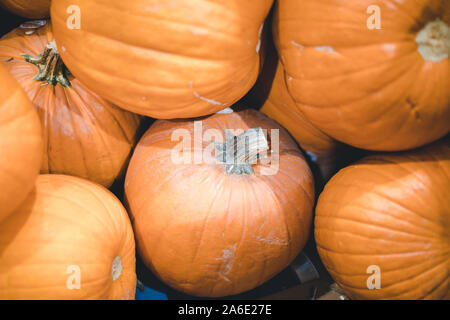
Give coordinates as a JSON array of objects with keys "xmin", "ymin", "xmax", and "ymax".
[
  {"xmin": 315, "ymin": 139, "xmax": 450, "ymax": 300},
  {"xmin": 0, "ymin": 22, "xmax": 142, "ymax": 187},
  {"xmin": 125, "ymin": 109, "xmax": 315, "ymax": 297},
  {"xmin": 0, "ymin": 0, "xmax": 50, "ymax": 18},
  {"xmin": 274, "ymin": 0, "xmax": 450, "ymax": 151},
  {"xmin": 260, "ymin": 62, "xmax": 344, "ymax": 181},
  {"xmin": 0, "ymin": 64, "xmax": 42, "ymax": 223},
  {"xmin": 0, "ymin": 174, "xmax": 136, "ymax": 300},
  {"xmin": 51, "ymin": 0, "xmax": 274, "ymax": 118}
]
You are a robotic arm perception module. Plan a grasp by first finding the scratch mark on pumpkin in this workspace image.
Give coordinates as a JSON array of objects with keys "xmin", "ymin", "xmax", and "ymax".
[
  {"xmin": 190, "ymin": 81, "xmax": 226, "ymax": 106},
  {"xmin": 291, "ymin": 40, "xmax": 304, "ymax": 55},
  {"xmin": 314, "ymin": 46, "xmax": 337, "ymax": 54}
]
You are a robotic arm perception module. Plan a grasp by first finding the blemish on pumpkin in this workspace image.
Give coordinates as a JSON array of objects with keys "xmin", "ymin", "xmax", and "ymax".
[
  {"xmin": 382, "ymin": 43, "xmax": 396, "ymax": 57},
  {"xmin": 216, "ymin": 244, "xmax": 237, "ymax": 282},
  {"xmin": 189, "ymin": 81, "xmax": 226, "ymax": 106},
  {"xmin": 406, "ymin": 97, "xmax": 417, "ymax": 109},
  {"xmin": 385, "ymin": 2, "xmax": 397, "ymax": 10},
  {"xmin": 111, "ymin": 256, "xmax": 123, "ymax": 281},
  {"xmin": 5, "ymin": 57, "xmax": 13, "ymax": 63},
  {"xmin": 314, "ymin": 46, "xmax": 337, "ymax": 54},
  {"xmin": 291, "ymin": 40, "xmax": 304, "ymax": 55},
  {"xmin": 406, "ymin": 97, "xmax": 421, "ymax": 120},
  {"xmin": 255, "ymin": 233, "xmax": 288, "ymax": 246}
]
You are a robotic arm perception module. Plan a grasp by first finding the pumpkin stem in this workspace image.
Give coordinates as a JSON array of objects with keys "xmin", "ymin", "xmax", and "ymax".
[
  {"xmin": 416, "ymin": 18, "xmax": 450, "ymax": 62},
  {"xmin": 215, "ymin": 128, "xmax": 269, "ymax": 175},
  {"xmin": 22, "ymin": 40, "xmax": 71, "ymax": 87}
]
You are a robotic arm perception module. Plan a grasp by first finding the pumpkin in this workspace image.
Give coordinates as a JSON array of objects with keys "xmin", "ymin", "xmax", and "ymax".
[
  {"xmin": 243, "ymin": 23, "xmax": 345, "ymax": 181},
  {"xmin": 274, "ymin": 0, "xmax": 450, "ymax": 151},
  {"xmin": 124, "ymin": 108, "xmax": 315, "ymax": 297},
  {"xmin": 50, "ymin": 0, "xmax": 274, "ymax": 118},
  {"xmin": 315, "ymin": 139, "xmax": 450, "ymax": 300},
  {"xmin": 260, "ymin": 62, "xmax": 345, "ymax": 181},
  {"xmin": 0, "ymin": 0, "xmax": 50, "ymax": 19},
  {"xmin": 0, "ymin": 22, "xmax": 142, "ymax": 187},
  {"xmin": 0, "ymin": 64, "xmax": 42, "ymax": 223},
  {"xmin": 0, "ymin": 174, "xmax": 136, "ymax": 300}
]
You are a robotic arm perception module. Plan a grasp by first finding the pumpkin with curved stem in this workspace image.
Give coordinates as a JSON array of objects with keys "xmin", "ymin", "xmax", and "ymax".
[
  {"xmin": 274, "ymin": 0, "xmax": 450, "ymax": 151},
  {"xmin": 315, "ymin": 140, "xmax": 450, "ymax": 300},
  {"xmin": 0, "ymin": 64, "xmax": 42, "ymax": 223},
  {"xmin": 0, "ymin": 0, "xmax": 50, "ymax": 18},
  {"xmin": 51, "ymin": 0, "xmax": 274, "ymax": 118},
  {"xmin": 0, "ymin": 174, "xmax": 136, "ymax": 300},
  {"xmin": 125, "ymin": 109, "xmax": 315, "ymax": 297},
  {"xmin": 0, "ymin": 22, "xmax": 142, "ymax": 187}
]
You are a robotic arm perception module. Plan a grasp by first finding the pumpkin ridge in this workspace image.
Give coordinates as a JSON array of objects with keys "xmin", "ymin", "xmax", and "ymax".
[{"xmin": 317, "ymin": 213, "xmax": 437, "ymax": 241}]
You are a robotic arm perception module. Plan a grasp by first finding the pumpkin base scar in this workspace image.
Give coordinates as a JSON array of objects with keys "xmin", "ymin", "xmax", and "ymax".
[{"xmin": 416, "ymin": 19, "xmax": 450, "ymax": 62}]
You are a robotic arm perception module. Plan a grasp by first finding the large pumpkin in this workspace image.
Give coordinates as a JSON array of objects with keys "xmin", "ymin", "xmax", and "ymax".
[
  {"xmin": 260, "ymin": 62, "xmax": 344, "ymax": 181},
  {"xmin": 0, "ymin": 22, "xmax": 142, "ymax": 187},
  {"xmin": 50, "ymin": 0, "xmax": 274, "ymax": 118},
  {"xmin": 125, "ymin": 109, "xmax": 315, "ymax": 297},
  {"xmin": 0, "ymin": 174, "xmax": 136, "ymax": 300},
  {"xmin": 0, "ymin": 0, "xmax": 50, "ymax": 18},
  {"xmin": 0, "ymin": 64, "xmax": 42, "ymax": 223},
  {"xmin": 315, "ymin": 140, "xmax": 449, "ymax": 300},
  {"xmin": 274, "ymin": 0, "xmax": 450, "ymax": 151}
]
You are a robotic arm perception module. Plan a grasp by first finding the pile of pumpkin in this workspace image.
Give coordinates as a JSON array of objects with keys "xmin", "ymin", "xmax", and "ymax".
[{"xmin": 0, "ymin": 0, "xmax": 448, "ymax": 300}]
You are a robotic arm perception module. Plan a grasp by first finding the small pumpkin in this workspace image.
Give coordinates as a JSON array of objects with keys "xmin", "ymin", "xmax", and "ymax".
[
  {"xmin": 51, "ymin": 0, "xmax": 274, "ymax": 118},
  {"xmin": 125, "ymin": 109, "xmax": 315, "ymax": 297},
  {"xmin": 0, "ymin": 64, "xmax": 42, "ymax": 223},
  {"xmin": 274, "ymin": 0, "xmax": 450, "ymax": 151},
  {"xmin": 315, "ymin": 139, "xmax": 450, "ymax": 300},
  {"xmin": 0, "ymin": 0, "xmax": 50, "ymax": 19},
  {"xmin": 0, "ymin": 174, "xmax": 136, "ymax": 300},
  {"xmin": 0, "ymin": 22, "xmax": 142, "ymax": 187}
]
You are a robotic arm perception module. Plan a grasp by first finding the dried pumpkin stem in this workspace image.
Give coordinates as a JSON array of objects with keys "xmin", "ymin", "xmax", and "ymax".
[
  {"xmin": 22, "ymin": 40, "xmax": 71, "ymax": 87},
  {"xmin": 215, "ymin": 127, "xmax": 269, "ymax": 175}
]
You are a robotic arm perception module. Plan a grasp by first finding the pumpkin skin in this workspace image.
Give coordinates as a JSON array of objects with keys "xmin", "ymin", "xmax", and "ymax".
[
  {"xmin": 274, "ymin": 0, "xmax": 450, "ymax": 151},
  {"xmin": 125, "ymin": 109, "xmax": 315, "ymax": 297},
  {"xmin": 260, "ymin": 62, "xmax": 344, "ymax": 181},
  {"xmin": 0, "ymin": 64, "xmax": 42, "ymax": 223},
  {"xmin": 315, "ymin": 140, "xmax": 450, "ymax": 300},
  {"xmin": 0, "ymin": 22, "xmax": 142, "ymax": 187},
  {"xmin": 0, "ymin": 174, "xmax": 136, "ymax": 300},
  {"xmin": 0, "ymin": 0, "xmax": 50, "ymax": 18},
  {"xmin": 51, "ymin": 0, "xmax": 273, "ymax": 118}
]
